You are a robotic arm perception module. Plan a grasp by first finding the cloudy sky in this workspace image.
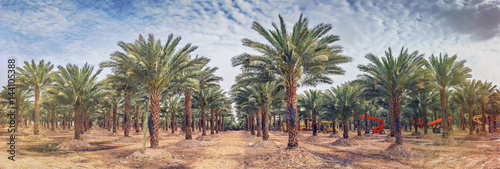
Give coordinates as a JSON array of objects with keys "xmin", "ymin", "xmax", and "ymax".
[{"xmin": 1, "ymin": 0, "xmax": 499, "ymax": 95}]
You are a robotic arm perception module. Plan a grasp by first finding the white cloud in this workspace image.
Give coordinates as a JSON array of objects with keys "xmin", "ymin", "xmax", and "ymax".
[{"xmin": 1, "ymin": 0, "xmax": 499, "ymax": 97}]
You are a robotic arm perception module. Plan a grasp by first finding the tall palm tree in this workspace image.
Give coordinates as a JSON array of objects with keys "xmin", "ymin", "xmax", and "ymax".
[
  {"xmin": 178, "ymin": 58, "xmax": 211, "ymax": 139},
  {"xmin": 120, "ymin": 34, "xmax": 201, "ymax": 148},
  {"xmin": 232, "ymin": 14, "xmax": 351, "ymax": 148},
  {"xmin": 357, "ymin": 47, "xmax": 426, "ymax": 145},
  {"xmin": 99, "ymin": 51, "xmax": 138, "ymax": 137},
  {"xmin": 17, "ymin": 60, "xmax": 54, "ymax": 135},
  {"xmin": 428, "ymin": 53, "xmax": 472, "ymax": 138},
  {"xmin": 298, "ymin": 89, "xmax": 322, "ymax": 136},
  {"xmin": 56, "ymin": 63, "xmax": 102, "ymax": 139}
]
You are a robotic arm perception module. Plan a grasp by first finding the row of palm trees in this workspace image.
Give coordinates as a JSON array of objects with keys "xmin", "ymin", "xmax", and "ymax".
[
  {"xmin": 0, "ymin": 34, "xmax": 233, "ymax": 149},
  {"xmin": 231, "ymin": 14, "xmax": 498, "ymax": 149}
]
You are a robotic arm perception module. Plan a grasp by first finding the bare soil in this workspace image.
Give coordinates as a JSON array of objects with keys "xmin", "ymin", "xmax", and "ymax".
[{"xmin": 1, "ymin": 126, "xmax": 499, "ymax": 168}]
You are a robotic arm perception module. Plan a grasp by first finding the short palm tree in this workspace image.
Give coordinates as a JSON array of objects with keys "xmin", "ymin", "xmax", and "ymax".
[
  {"xmin": 323, "ymin": 83, "xmax": 361, "ymax": 139},
  {"xmin": 248, "ymin": 81, "xmax": 285, "ymax": 140},
  {"xmin": 298, "ymin": 89, "xmax": 322, "ymax": 136},
  {"xmin": 357, "ymin": 47, "xmax": 426, "ymax": 145},
  {"xmin": 428, "ymin": 53, "xmax": 472, "ymax": 138},
  {"xmin": 232, "ymin": 14, "xmax": 351, "ymax": 148},
  {"xmin": 17, "ymin": 60, "xmax": 54, "ymax": 135},
  {"xmin": 455, "ymin": 80, "xmax": 483, "ymax": 135},
  {"xmin": 478, "ymin": 81, "xmax": 496, "ymax": 133}
]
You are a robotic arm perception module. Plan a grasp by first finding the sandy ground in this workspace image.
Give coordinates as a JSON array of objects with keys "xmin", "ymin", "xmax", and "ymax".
[{"xmin": 0, "ymin": 125, "xmax": 499, "ymax": 168}]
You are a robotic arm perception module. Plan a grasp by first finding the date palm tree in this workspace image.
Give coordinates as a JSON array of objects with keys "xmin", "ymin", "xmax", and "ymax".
[
  {"xmin": 454, "ymin": 80, "xmax": 485, "ymax": 135},
  {"xmin": 357, "ymin": 47, "xmax": 426, "ymax": 145},
  {"xmin": 178, "ymin": 57, "xmax": 210, "ymax": 139},
  {"xmin": 56, "ymin": 63, "xmax": 102, "ymax": 139},
  {"xmin": 298, "ymin": 89, "xmax": 322, "ymax": 136},
  {"xmin": 232, "ymin": 14, "xmax": 351, "ymax": 148},
  {"xmin": 17, "ymin": 60, "xmax": 54, "ymax": 135},
  {"xmin": 479, "ymin": 81, "xmax": 496, "ymax": 133},
  {"xmin": 100, "ymin": 53, "xmax": 138, "ymax": 137},
  {"xmin": 428, "ymin": 53, "xmax": 472, "ymax": 138},
  {"xmin": 119, "ymin": 34, "xmax": 202, "ymax": 148},
  {"xmin": 248, "ymin": 81, "xmax": 285, "ymax": 140},
  {"xmin": 323, "ymin": 83, "xmax": 361, "ymax": 139}
]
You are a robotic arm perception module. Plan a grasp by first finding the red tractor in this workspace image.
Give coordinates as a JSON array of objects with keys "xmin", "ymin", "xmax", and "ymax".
[
  {"xmin": 359, "ymin": 115, "xmax": 385, "ymax": 134},
  {"xmin": 409, "ymin": 116, "xmax": 452, "ymax": 133}
]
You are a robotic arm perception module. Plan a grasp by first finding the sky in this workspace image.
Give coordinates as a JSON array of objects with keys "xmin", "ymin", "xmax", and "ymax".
[{"xmin": 1, "ymin": 0, "xmax": 500, "ymax": 96}]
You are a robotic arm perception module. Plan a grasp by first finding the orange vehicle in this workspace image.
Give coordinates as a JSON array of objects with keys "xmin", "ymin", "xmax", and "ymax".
[
  {"xmin": 359, "ymin": 115, "xmax": 385, "ymax": 134},
  {"xmin": 409, "ymin": 116, "xmax": 452, "ymax": 133}
]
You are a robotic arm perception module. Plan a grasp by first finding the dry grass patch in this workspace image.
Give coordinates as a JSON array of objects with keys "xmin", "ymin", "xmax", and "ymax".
[
  {"xmin": 249, "ymin": 147, "xmax": 324, "ymax": 168},
  {"xmin": 384, "ymin": 143, "xmax": 421, "ymax": 159},
  {"xmin": 303, "ymin": 135, "xmax": 321, "ymax": 142},
  {"xmin": 174, "ymin": 139, "xmax": 211, "ymax": 148},
  {"xmin": 127, "ymin": 147, "xmax": 180, "ymax": 162},
  {"xmin": 113, "ymin": 136, "xmax": 141, "ymax": 144},
  {"xmin": 56, "ymin": 139, "xmax": 95, "ymax": 151},
  {"xmin": 250, "ymin": 140, "xmax": 280, "ymax": 149},
  {"xmin": 331, "ymin": 138, "xmax": 358, "ymax": 146},
  {"xmin": 195, "ymin": 134, "xmax": 219, "ymax": 141}
]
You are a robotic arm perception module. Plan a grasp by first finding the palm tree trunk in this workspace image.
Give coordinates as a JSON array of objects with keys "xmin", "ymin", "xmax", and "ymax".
[
  {"xmin": 63, "ymin": 114, "xmax": 66, "ymax": 130},
  {"xmin": 184, "ymin": 90, "xmax": 193, "ymax": 139},
  {"xmin": 216, "ymin": 110, "xmax": 219, "ymax": 134},
  {"xmin": 469, "ymin": 109, "xmax": 474, "ymax": 135},
  {"xmin": 174, "ymin": 117, "xmax": 177, "ymax": 131},
  {"xmin": 136, "ymin": 105, "xmax": 140, "ymax": 133},
  {"xmin": 210, "ymin": 108, "xmax": 215, "ymax": 134},
  {"xmin": 171, "ymin": 108, "xmax": 175, "ymax": 133},
  {"xmin": 250, "ymin": 114, "xmax": 255, "ymax": 135},
  {"xmin": 364, "ymin": 112, "xmax": 368, "ymax": 133},
  {"xmin": 201, "ymin": 106, "xmax": 207, "ymax": 135},
  {"xmin": 482, "ymin": 102, "xmax": 486, "ymax": 133},
  {"xmin": 34, "ymin": 88, "xmax": 40, "ymax": 135},
  {"xmin": 256, "ymin": 109, "xmax": 262, "ymax": 137},
  {"xmin": 342, "ymin": 114, "xmax": 348, "ymax": 138},
  {"xmin": 370, "ymin": 110, "xmax": 373, "ymax": 130},
  {"xmin": 149, "ymin": 91, "xmax": 161, "ymax": 148},
  {"xmin": 278, "ymin": 114, "xmax": 282, "ymax": 131},
  {"xmin": 272, "ymin": 115, "xmax": 276, "ymax": 131},
  {"xmin": 262, "ymin": 106, "xmax": 269, "ymax": 140},
  {"xmin": 393, "ymin": 96, "xmax": 403, "ymax": 145},
  {"xmin": 112, "ymin": 103, "xmax": 117, "ymax": 133},
  {"xmin": 312, "ymin": 110, "xmax": 317, "ymax": 136},
  {"xmin": 357, "ymin": 116, "xmax": 362, "ymax": 136},
  {"xmin": 460, "ymin": 107, "xmax": 465, "ymax": 130},
  {"xmin": 423, "ymin": 104, "xmax": 428, "ymax": 134},
  {"xmin": 286, "ymin": 83, "xmax": 299, "ymax": 148},
  {"xmin": 74, "ymin": 106, "xmax": 81, "ymax": 140},
  {"xmin": 388, "ymin": 96, "xmax": 395, "ymax": 137},
  {"xmin": 51, "ymin": 108, "xmax": 55, "ymax": 131},
  {"xmin": 440, "ymin": 90, "xmax": 449, "ymax": 139},
  {"xmin": 124, "ymin": 95, "xmax": 131, "ymax": 137},
  {"xmin": 107, "ymin": 107, "xmax": 111, "ymax": 131}
]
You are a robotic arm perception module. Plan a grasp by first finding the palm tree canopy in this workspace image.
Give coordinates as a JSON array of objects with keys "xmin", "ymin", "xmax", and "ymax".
[
  {"xmin": 357, "ymin": 47, "xmax": 427, "ymax": 98},
  {"xmin": 232, "ymin": 14, "xmax": 351, "ymax": 87},
  {"xmin": 428, "ymin": 53, "xmax": 472, "ymax": 91}
]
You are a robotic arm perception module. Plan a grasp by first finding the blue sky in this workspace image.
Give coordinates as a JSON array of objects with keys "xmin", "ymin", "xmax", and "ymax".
[{"xmin": 1, "ymin": 0, "xmax": 500, "ymax": 94}]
